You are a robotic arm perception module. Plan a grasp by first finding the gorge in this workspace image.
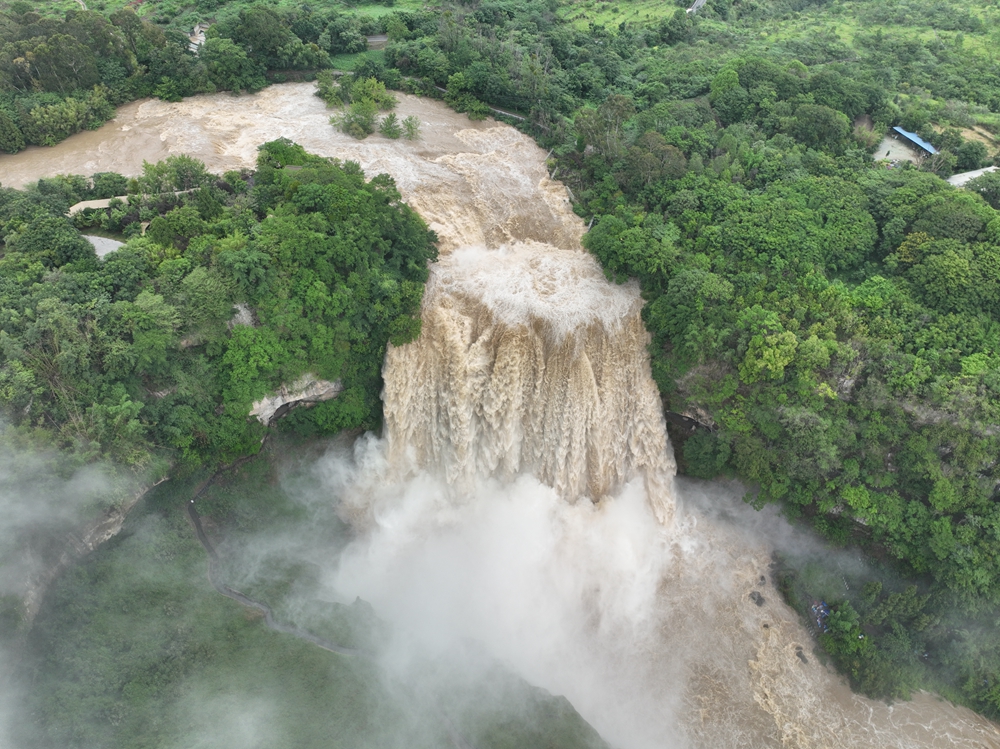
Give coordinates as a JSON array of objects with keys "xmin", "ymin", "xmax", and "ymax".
[{"xmin": 2, "ymin": 83, "xmax": 999, "ymax": 748}]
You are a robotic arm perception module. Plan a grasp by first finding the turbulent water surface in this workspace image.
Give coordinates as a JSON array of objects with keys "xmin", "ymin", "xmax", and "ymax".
[{"xmin": 3, "ymin": 83, "xmax": 1000, "ymax": 749}]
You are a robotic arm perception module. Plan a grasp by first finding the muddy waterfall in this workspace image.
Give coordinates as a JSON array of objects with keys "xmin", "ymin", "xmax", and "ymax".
[{"xmin": 382, "ymin": 243, "xmax": 675, "ymax": 522}]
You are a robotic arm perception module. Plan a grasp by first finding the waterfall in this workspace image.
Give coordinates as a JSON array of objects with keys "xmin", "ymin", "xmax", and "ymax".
[{"xmin": 382, "ymin": 242, "xmax": 676, "ymax": 523}]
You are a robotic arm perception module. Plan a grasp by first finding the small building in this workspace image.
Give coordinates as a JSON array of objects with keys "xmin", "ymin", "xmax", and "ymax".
[{"xmin": 891, "ymin": 126, "xmax": 938, "ymax": 156}]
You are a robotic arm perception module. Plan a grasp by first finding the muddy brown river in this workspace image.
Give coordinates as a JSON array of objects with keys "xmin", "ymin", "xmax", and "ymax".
[{"xmin": 2, "ymin": 83, "xmax": 999, "ymax": 749}]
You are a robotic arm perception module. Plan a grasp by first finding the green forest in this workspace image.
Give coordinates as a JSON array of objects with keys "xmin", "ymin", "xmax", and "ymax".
[
  {"xmin": 0, "ymin": 139, "xmax": 436, "ymax": 470},
  {"xmin": 4, "ymin": 0, "xmax": 1000, "ymax": 730}
]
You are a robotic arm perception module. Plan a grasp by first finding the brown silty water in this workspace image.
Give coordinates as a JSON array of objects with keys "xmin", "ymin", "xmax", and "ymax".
[
  {"xmin": 381, "ymin": 244, "xmax": 675, "ymax": 523},
  {"xmin": 3, "ymin": 83, "xmax": 999, "ymax": 748}
]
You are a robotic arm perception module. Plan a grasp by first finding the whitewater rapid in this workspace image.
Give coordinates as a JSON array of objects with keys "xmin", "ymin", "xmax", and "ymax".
[
  {"xmin": 382, "ymin": 244, "xmax": 675, "ymax": 522},
  {"xmin": 2, "ymin": 83, "xmax": 999, "ymax": 749}
]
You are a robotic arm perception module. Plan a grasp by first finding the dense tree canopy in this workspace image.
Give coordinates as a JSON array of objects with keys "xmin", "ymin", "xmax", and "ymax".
[{"xmin": 0, "ymin": 142, "xmax": 436, "ymax": 469}]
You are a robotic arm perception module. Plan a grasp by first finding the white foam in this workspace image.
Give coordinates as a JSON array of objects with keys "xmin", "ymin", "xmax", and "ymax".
[{"xmin": 433, "ymin": 243, "xmax": 641, "ymax": 339}]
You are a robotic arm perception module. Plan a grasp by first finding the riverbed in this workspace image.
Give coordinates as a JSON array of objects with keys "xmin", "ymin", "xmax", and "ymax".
[{"xmin": 0, "ymin": 83, "xmax": 579, "ymax": 254}]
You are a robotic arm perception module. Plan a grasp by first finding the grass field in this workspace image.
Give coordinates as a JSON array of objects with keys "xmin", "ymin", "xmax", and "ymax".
[
  {"xmin": 557, "ymin": 0, "xmax": 688, "ymax": 29},
  {"xmin": 329, "ymin": 49, "xmax": 385, "ymax": 71}
]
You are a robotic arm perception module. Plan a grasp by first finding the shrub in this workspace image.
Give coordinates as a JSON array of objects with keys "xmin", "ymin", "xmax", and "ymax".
[
  {"xmin": 379, "ymin": 112, "xmax": 402, "ymax": 138},
  {"xmin": 402, "ymin": 115, "xmax": 421, "ymax": 140}
]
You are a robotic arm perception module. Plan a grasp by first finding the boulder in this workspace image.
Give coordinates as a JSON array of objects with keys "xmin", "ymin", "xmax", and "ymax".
[{"xmin": 249, "ymin": 375, "xmax": 342, "ymax": 426}]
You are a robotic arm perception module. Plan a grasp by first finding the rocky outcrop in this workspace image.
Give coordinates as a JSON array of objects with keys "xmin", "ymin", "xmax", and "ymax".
[
  {"xmin": 249, "ymin": 374, "xmax": 342, "ymax": 426},
  {"xmin": 229, "ymin": 303, "xmax": 256, "ymax": 329}
]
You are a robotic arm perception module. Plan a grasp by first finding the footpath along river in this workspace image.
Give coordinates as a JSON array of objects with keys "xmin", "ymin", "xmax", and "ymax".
[{"xmin": 2, "ymin": 82, "xmax": 1000, "ymax": 749}]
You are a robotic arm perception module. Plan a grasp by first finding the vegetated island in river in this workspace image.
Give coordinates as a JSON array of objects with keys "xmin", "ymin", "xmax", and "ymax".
[{"xmin": 3, "ymin": 0, "xmax": 1000, "ymax": 728}]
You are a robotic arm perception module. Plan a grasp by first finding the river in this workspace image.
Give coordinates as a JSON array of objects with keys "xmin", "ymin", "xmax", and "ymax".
[{"xmin": 3, "ymin": 83, "xmax": 999, "ymax": 749}]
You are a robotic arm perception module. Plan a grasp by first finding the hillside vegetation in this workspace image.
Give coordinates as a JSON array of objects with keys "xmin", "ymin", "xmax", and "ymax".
[
  {"xmin": 4, "ymin": 0, "xmax": 1000, "ymax": 723},
  {"xmin": 16, "ymin": 446, "xmax": 609, "ymax": 749},
  {"xmin": 0, "ymin": 140, "xmax": 436, "ymax": 472}
]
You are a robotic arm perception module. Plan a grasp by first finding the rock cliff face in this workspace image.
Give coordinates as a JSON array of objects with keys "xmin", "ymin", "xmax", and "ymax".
[
  {"xmin": 21, "ymin": 477, "xmax": 168, "ymax": 626},
  {"xmin": 249, "ymin": 375, "xmax": 343, "ymax": 426}
]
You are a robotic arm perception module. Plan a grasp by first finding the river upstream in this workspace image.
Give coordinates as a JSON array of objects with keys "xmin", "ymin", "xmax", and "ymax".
[{"xmin": 3, "ymin": 83, "xmax": 1000, "ymax": 749}]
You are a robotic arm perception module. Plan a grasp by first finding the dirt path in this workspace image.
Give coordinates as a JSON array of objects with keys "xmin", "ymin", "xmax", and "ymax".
[{"xmin": 186, "ymin": 496, "xmax": 364, "ymax": 657}]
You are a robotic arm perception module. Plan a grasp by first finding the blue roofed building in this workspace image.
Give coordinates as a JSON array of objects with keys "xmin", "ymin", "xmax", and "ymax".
[{"xmin": 891, "ymin": 126, "xmax": 938, "ymax": 155}]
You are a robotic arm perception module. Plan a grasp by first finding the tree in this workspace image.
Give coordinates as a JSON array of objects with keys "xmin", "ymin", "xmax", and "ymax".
[
  {"xmin": 444, "ymin": 70, "xmax": 470, "ymax": 107},
  {"xmin": 177, "ymin": 266, "xmax": 232, "ymax": 341},
  {"xmin": 921, "ymin": 150, "xmax": 958, "ymax": 177},
  {"xmin": 402, "ymin": 116, "xmax": 421, "ymax": 141},
  {"xmin": 99, "ymin": 243, "xmax": 152, "ymax": 301},
  {"xmin": 91, "ymin": 172, "xmax": 128, "ymax": 199},
  {"xmin": 788, "ymin": 104, "xmax": 851, "ymax": 152},
  {"xmin": 225, "ymin": 6, "xmax": 296, "ymax": 67},
  {"xmin": 221, "ymin": 325, "xmax": 288, "ymax": 406},
  {"xmin": 333, "ymin": 99, "xmax": 378, "ymax": 138},
  {"xmin": 216, "ymin": 243, "xmax": 271, "ymax": 298},
  {"xmin": 85, "ymin": 391, "xmax": 147, "ymax": 465},
  {"xmin": 966, "ymin": 170, "xmax": 1000, "ymax": 210},
  {"xmin": 139, "ymin": 155, "xmax": 211, "ymax": 193},
  {"xmin": 319, "ymin": 13, "xmax": 367, "ymax": 54},
  {"xmin": 315, "ymin": 70, "xmax": 341, "ymax": 105},
  {"xmin": 20, "ymin": 99, "xmax": 81, "ymax": 147},
  {"xmin": 956, "ymin": 140, "xmax": 988, "ymax": 172},
  {"xmin": 385, "ymin": 16, "xmax": 409, "ymax": 42},
  {"xmin": 331, "ymin": 78, "xmax": 397, "ymax": 139},
  {"xmin": 740, "ymin": 329, "xmax": 798, "ymax": 383},
  {"xmin": 349, "ymin": 76, "xmax": 396, "ymax": 109},
  {"xmin": 121, "ymin": 290, "xmax": 181, "ymax": 376},
  {"xmin": 379, "ymin": 112, "xmax": 402, "ymax": 139},
  {"xmin": 353, "ymin": 55, "xmax": 400, "ymax": 88},
  {"xmin": 709, "ymin": 69, "xmax": 750, "ymax": 124},
  {"xmin": 911, "ymin": 192, "xmax": 993, "ymax": 242},
  {"xmin": 575, "ymin": 94, "xmax": 636, "ymax": 158},
  {"xmin": 623, "ymin": 132, "xmax": 687, "ymax": 190},
  {"xmin": 907, "ymin": 244, "xmax": 974, "ymax": 313},
  {"xmin": 146, "ymin": 206, "xmax": 209, "ymax": 251},
  {"xmin": 0, "ymin": 34, "xmax": 101, "ymax": 94},
  {"xmin": 0, "ymin": 110, "xmax": 25, "ymax": 154},
  {"xmin": 7, "ymin": 215, "xmax": 95, "ymax": 269},
  {"xmin": 201, "ymin": 37, "xmax": 266, "ymax": 94},
  {"xmin": 582, "ymin": 215, "xmax": 680, "ymax": 286},
  {"xmin": 658, "ymin": 9, "xmax": 692, "ymax": 45}
]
